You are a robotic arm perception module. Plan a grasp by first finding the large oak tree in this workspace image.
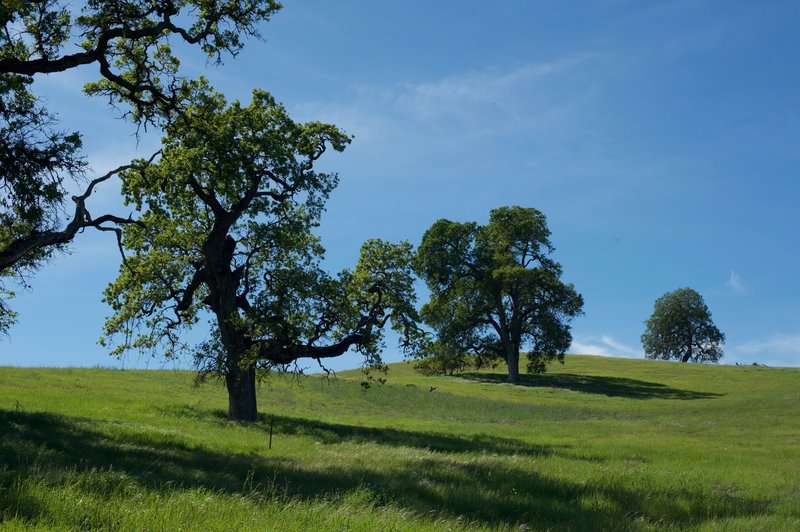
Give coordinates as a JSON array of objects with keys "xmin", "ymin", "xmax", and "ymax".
[
  {"xmin": 102, "ymin": 90, "xmax": 420, "ymax": 421},
  {"xmin": 415, "ymin": 206, "xmax": 583, "ymax": 383}
]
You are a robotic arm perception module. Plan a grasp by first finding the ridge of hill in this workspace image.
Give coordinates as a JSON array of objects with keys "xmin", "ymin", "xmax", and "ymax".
[{"xmin": 1, "ymin": 355, "xmax": 798, "ymax": 530}]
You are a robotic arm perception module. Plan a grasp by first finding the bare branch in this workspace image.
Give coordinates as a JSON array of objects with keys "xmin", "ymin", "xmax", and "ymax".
[{"xmin": 0, "ymin": 153, "xmax": 159, "ymax": 270}]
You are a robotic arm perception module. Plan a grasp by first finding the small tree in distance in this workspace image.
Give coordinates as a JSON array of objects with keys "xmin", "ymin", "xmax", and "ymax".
[
  {"xmin": 413, "ymin": 341, "xmax": 472, "ymax": 376},
  {"xmin": 641, "ymin": 288, "xmax": 725, "ymax": 363}
]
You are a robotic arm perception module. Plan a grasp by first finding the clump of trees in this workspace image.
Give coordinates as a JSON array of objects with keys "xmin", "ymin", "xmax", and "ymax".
[
  {"xmin": 3, "ymin": 1, "xmax": 737, "ymax": 425},
  {"xmin": 414, "ymin": 206, "xmax": 584, "ymax": 383},
  {"xmin": 641, "ymin": 288, "xmax": 724, "ymax": 363}
]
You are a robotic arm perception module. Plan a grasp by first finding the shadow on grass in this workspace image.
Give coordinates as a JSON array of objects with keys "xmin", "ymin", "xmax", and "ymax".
[
  {"xmin": 1, "ymin": 409, "xmax": 764, "ymax": 529},
  {"xmin": 161, "ymin": 404, "xmax": 604, "ymax": 462},
  {"xmin": 266, "ymin": 412, "xmax": 604, "ymax": 461},
  {"xmin": 157, "ymin": 402, "xmax": 608, "ymax": 461},
  {"xmin": 459, "ymin": 372, "xmax": 722, "ymax": 400}
]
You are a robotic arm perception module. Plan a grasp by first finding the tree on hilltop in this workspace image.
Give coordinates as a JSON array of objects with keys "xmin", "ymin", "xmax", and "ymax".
[
  {"xmin": 414, "ymin": 206, "xmax": 583, "ymax": 383},
  {"xmin": 641, "ymin": 288, "xmax": 724, "ymax": 363},
  {"xmin": 102, "ymin": 90, "xmax": 421, "ymax": 421}
]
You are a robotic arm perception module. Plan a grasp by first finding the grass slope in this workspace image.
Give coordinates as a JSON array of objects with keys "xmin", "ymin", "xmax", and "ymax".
[{"xmin": 1, "ymin": 355, "xmax": 798, "ymax": 530}]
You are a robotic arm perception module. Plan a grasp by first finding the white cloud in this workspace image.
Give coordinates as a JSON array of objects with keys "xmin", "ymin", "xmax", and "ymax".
[
  {"xmin": 293, "ymin": 52, "xmax": 602, "ymax": 146},
  {"xmin": 733, "ymin": 334, "xmax": 800, "ymax": 356},
  {"xmin": 728, "ymin": 334, "xmax": 800, "ymax": 367},
  {"xmin": 570, "ymin": 335, "xmax": 641, "ymax": 358},
  {"xmin": 394, "ymin": 54, "xmax": 596, "ymax": 128},
  {"xmin": 599, "ymin": 335, "xmax": 641, "ymax": 356},
  {"xmin": 570, "ymin": 340, "xmax": 615, "ymax": 357},
  {"xmin": 727, "ymin": 270, "xmax": 747, "ymax": 294}
]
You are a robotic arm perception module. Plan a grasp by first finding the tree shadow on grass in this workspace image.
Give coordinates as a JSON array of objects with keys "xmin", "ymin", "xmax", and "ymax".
[
  {"xmin": 459, "ymin": 372, "xmax": 722, "ymax": 400},
  {"xmin": 266, "ymin": 412, "xmax": 605, "ymax": 461},
  {"xmin": 1, "ymin": 409, "xmax": 766, "ymax": 530},
  {"xmin": 161, "ymin": 404, "xmax": 604, "ymax": 462}
]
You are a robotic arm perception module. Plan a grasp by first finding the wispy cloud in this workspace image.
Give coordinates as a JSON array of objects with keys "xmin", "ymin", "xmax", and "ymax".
[
  {"xmin": 294, "ymin": 52, "xmax": 602, "ymax": 145},
  {"xmin": 394, "ymin": 53, "xmax": 598, "ymax": 129},
  {"xmin": 727, "ymin": 270, "xmax": 747, "ymax": 294},
  {"xmin": 728, "ymin": 334, "xmax": 800, "ymax": 367},
  {"xmin": 733, "ymin": 334, "xmax": 800, "ymax": 356},
  {"xmin": 570, "ymin": 335, "xmax": 641, "ymax": 358}
]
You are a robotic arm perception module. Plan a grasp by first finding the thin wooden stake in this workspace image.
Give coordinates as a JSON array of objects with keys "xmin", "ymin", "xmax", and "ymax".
[{"xmin": 269, "ymin": 418, "xmax": 273, "ymax": 449}]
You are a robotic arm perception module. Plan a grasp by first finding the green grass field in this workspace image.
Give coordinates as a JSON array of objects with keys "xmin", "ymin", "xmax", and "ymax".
[{"xmin": 1, "ymin": 355, "xmax": 798, "ymax": 530}]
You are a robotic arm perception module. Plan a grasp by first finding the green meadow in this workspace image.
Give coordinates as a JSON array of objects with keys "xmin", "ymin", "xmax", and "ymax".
[{"xmin": 1, "ymin": 355, "xmax": 798, "ymax": 530}]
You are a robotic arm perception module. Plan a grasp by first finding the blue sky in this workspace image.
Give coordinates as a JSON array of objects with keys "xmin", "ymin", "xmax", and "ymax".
[{"xmin": 1, "ymin": 0, "xmax": 799, "ymax": 370}]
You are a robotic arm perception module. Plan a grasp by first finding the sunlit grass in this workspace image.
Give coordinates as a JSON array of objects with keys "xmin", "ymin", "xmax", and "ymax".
[{"xmin": 1, "ymin": 355, "xmax": 798, "ymax": 530}]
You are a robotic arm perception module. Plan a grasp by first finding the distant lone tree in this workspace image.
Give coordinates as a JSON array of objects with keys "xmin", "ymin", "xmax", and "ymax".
[
  {"xmin": 415, "ymin": 206, "xmax": 584, "ymax": 383},
  {"xmin": 641, "ymin": 288, "xmax": 724, "ymax": 363}
]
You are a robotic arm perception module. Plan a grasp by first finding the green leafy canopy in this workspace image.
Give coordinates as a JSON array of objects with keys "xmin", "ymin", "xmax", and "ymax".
[
  {"xmin": 0, "ymin": 0, "xmax": 282, "ymax": 332},
  {"xmin": 102, "ymin": 89, "xmax": 421, "ymax": 398},
  {"xmin": 415, "ymin": 206, "xmax": 583, "ymax": 381},
  {"xmin": 641, "ymin": 287, "xmax": 725, "ymax": 363}
]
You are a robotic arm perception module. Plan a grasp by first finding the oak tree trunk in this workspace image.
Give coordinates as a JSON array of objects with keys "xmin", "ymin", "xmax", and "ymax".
[
  {"xmin": 506, "ymin": 345, "xmax": 520, "ymax": 383},
  {"xmin": 682, "ymin": 343, "xmax": 693, "ymax": 363},
  {"xmin": 226, "ymin": 363, "xmax": 257, "ymax": 421}
]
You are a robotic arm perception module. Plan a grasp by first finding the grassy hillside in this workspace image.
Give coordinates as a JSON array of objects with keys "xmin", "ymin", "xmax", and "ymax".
[{"xmin": 1, "ymin": 355, "xmax": 798, "ymax": 530}]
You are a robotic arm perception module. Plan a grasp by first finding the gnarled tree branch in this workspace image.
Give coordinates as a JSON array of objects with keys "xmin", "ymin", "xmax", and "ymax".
[{"xmin": 0, "ymin": 151, "xmax": 159, "ymax": 270}]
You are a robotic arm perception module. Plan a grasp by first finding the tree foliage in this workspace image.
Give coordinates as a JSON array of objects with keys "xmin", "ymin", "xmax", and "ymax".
[
  {"xmin": 415, "ymin": 206, "xmax": 583, "ymax": 383},
  {"xmin": 413, "ymin": 342, "xmax": 473, "ymax": 376},
  {"xmin": 102, "ymin": 90, "xmax": 420, "ymax": 421},
  {"xmin": 641, "ymin": 288, "xmax": 724, "ymax": 363},
  {"xmin": 0, "ymin": 0, "xmax": 281, "ymax": 331}
]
